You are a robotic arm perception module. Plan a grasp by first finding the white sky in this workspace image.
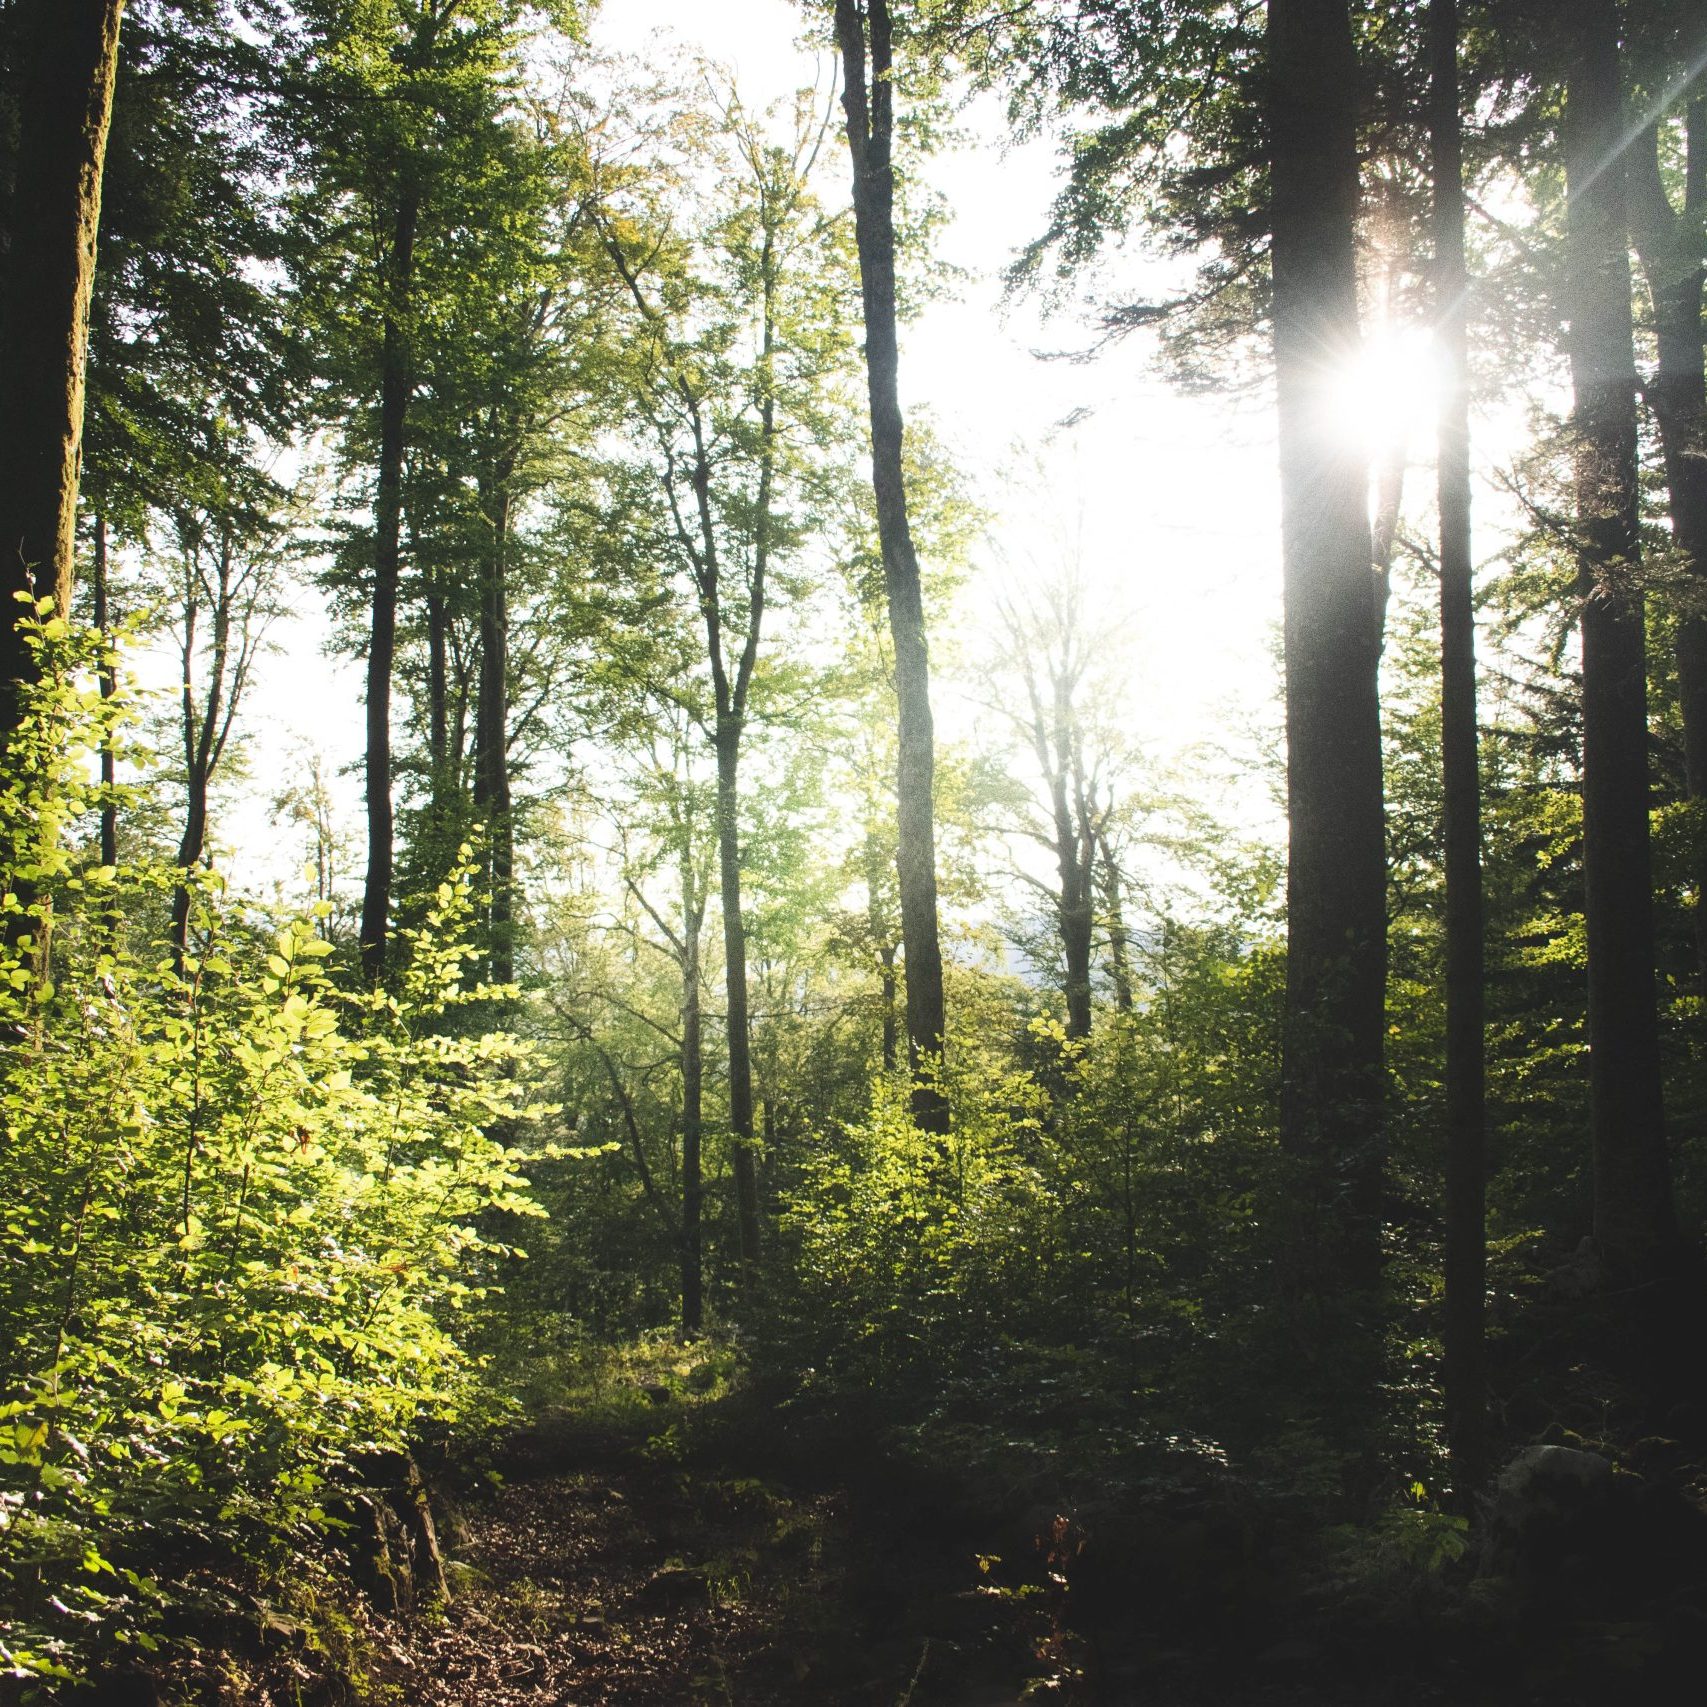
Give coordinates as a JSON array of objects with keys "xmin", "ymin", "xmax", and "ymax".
[{"xmin": 221, "ymin": 0, "xmax": 1301, "ymax": 901}]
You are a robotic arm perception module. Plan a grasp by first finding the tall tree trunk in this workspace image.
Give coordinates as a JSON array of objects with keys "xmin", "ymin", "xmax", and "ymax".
[
  {"xmin": 834, "ymin": 0, "xmax": 950, "ymax": 1134},
  {"xmin": 474, "ymin": 462, "xmax": 515, "ymax": 986},
  {"xmin": 427, "ymin": 583, "xmax": 450, "ymax": 784},
  {"xmin": 171, "ymin": 530, "xmax": 231, "ymax": 960},
  {"xmin": 680, "ymin": 851, "xmax": 705, "ymax": 1335},
  {"xmin": 1628, "ymin": 93, "xmax": 1707, "ymax": 986},
  {"xmin": 93, "ymin": 514, "xmax": 117, "ymax": 868},
  {"xmin": 359, "ymin": 179, "xmax": 420, "ymax": 981},
  {"xmin": 1051, "ymin": 770, "xmax": 1094, "ymax": 1041},
  {"xmin": 1430, "ymin": 0, "xmax": 1488, "ymax": 1505},
  {"xmin": 1096, "ymin": 827, "xmax": 1135, "ymax": 1015},
  {"xmin": 1564, "ymin": 0, "xmax": 1677, "ymax": 1286},
  {"xmin": 0, "ymin": 0, "xmax": 125, "ymax": 738},
  {"xmin": 1268, "ymin": 0, "xmax": 1387, "ymax": 1302},
  {"xmin": 715, "ymin": 720, "xmax": 761, "ymax": 1268}
]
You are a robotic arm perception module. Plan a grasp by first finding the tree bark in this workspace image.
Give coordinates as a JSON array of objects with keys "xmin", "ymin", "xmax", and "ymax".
[
  {"xmin": 1629, "ymin": 95, "xmax": 1707, "ymax": 985},
  {"xmin": 1268, "ymin": 0, "xmax": 1387, "ymax": 1300},
  {"xmin": 1097, "ymin": 827, "xmax": 1135, "ymax": 1016},
  {"xmin": 94, "ymin": 514, "xmax": 118, "ymax": 868},
  {"xmin": 0, "ymin": 0, "xmax": 126, "ymax": 738},
  {"xmin": 715, "ymin": 721, "xmax": 762, "ymax": 1268},
  {"xmin": 1564, "ymin": 0, "xmax": 1677, "ymax": 1286},
  {"xmin": 835, "ymin": 0, "xmax": 950, "ymax": 1134},
  {"xmin": 171, "ymin": 529, "xmax": 233, "ymax": 960},
  {"xmin": 474, "ymin": 459, "xmax": 515, "ymax": 986},
  {"xmin": 359, "ymin": 177, "xmax": 420, "ymax": 981},
  {"xmin": 1430, "ymin": 0, "xmax": 1488, "ymax": 1506},
  {"xmin": 679, "ymin": 849, "xmax": 705, "ymax": 1335}
]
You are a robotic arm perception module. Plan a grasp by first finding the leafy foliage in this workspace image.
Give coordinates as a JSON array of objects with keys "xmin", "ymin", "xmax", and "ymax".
[{"xmin": 0, "ymin": 614, "xmax": 541, "ymax": 1682}]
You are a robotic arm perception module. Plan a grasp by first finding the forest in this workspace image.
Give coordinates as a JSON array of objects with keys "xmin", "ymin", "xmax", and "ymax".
[{"xmin": 2, "ymin": 0, "xmax": 1707, "ymax": 1701}]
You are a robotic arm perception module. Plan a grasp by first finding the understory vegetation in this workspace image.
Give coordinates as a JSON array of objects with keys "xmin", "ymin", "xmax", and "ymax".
[{"xmin": 3, "ymin": 0, "xmax": 1707, "ymax": 1702}]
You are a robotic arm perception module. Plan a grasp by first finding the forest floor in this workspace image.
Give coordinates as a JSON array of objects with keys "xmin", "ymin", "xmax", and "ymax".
[
  {"xmin": 318, "ymin": 1396, "xmax": 1683, "ymax": 1707},
  {"xmin": 167, "ymin": 1344, "xmax": 1707, "ymax": 1707},
  {"xmin": 358, "ymin": 1402, "xmax": 1069, "ymax": 1707}
]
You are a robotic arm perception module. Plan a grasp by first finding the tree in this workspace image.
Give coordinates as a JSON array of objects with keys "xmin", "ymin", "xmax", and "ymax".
[
  {"xmin": 1626, "ymin": 15, "xmax": 1707, "ymax": 983},
  {"xmin": 985, "ymin": 563, "xmax": 1127, "ymax": 1043},
  {"xmin": 601, "ymin": 81, "xmax": 858, "ymax": 1265},
  {"xmin": 1563, "ymin": 0, "xmax": 1676, "ymax": 1286},
  {"xmin": 0, "ymin": 0, "xmax": 127, "ymax": 737},
  {"xmin": 164, "ymin": 502, "xmax": 283, "ymax": 954},
  {"xmin": 283, "ymin": 0, "xmax": 559, "ymax": 979},
  {"xmin": 1267, "ymin": 0, "xmax": 1387, "ymax": 1318},
  {"xmin": 1429, "ymin": 0, "xmax": 1487, "ymax": 1504},
  {"xmin": 833, "ymin": 0, "xmax": 950, "ymax": 1133}
]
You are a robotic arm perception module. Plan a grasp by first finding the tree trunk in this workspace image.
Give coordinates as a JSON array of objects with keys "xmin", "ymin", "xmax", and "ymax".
[
  {"xmin": 1564, "ymin": 0, "xmax": 1676, "ymax": 1286},
  {"xmin": 1268, "ymin": 0, "xmax": 1387, "ymax": 1302},
  {"xmin": 170, "ymin": 765, "xmax": 209, "ymax": 957},
  {"xmin": 0, "ymin": 0, "xmax": 126, "ymax": 738},
  {"xmin": 171, "ymin": 530, "xmax": 231, "ymax": 961},
  {"xmin": 1097, "ymin": 827, "xmax": 1135, "ymax": 1015},
  {"xmin": 1051, "ymin": 769, "xmax": 1094, "ymax": 1041},
  {"xmin": 834, "ymin": 0, "xmax": 950, "ymax": 1134},
  {"xmin": 359, "ymin": 179, "xmax": 420, "ymax": 981},
  {"xmin": 878, "ymin": 941, "xmax": 899, "ymax": 1072},
  {"xmin": 715, "ymin": 720, "xmax": 761, "ymax": 1268},
  {"xmin": 94, "ymin": 514, "xmax": 118, "ymax": 868},
  {"xmin": 1629, "ymin": 96, "xmax": 1707, "ymax": 986},
  {"xmin": 474, "ymin": 463, "xmax": 515, "ymax": 986},
  {"xmin": 680, "ymin": 851, "xmax": 705, "ymax": 1335},
  {"xmin": 1430, "ymin": 0, "xmax": 1488, "ymax": 1505}
]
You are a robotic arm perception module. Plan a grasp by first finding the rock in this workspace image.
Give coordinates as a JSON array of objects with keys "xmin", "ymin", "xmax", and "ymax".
[{"xmin": 1480, "ymin": 1445, "xmax": 1707, "ymax": 1609}]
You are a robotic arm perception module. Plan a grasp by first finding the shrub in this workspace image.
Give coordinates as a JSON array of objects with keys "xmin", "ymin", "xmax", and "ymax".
[{"xmin": 0, "ymin": 612, "xmax": 541, "ymax": 1684}]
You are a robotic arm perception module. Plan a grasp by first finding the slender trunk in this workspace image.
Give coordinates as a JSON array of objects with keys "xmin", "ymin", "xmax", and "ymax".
[
  {"xmin": 172, "ymin": 532, "xmax": 230, "ymax": 961},
  {"xmin": 1431, "ymin": 0, "xmax": 1488, "ymax": 1505},
  {"xmin": 680, "ymin": 854, "xmax": 704, "ymax": 1335},
  {"xmin": 170, "ymin": 770, "xmax": 208, "ymax": 956},
  {"xmin": 1629, "ymin": 100, "xmax": 1707, "ymax": 986},
  {"xmin": 427, "ymin": 585, "xmax": 450, "ymax": 784},
  {"xmin": 359, "ymin": 180, "xmax": 420, "ymax": 981},
  {"xmin": 93, "ymin": 514, "xmax": 117, "ymax": 867},
  {"xmin": 878, "ymin": 942, "xmax": 899, "ymax": 1072},
  {"xmin": 474, "ymin": 464, "xmax": 514, "ymax": 986},
  {"xmin": 1565, "ymin": 0, "xmax": 1676, "ymax": 1285},
  {"xmin": 1097, "ymin": 827, "xmax": 1135, "ymax": 1015},
  {"xmin": 835, "ymin": 0, "xmax": 949, "ymax": 1134},
  {"xmin": 0, "ymin": 0, "xmax": 125, "ymax": 738},
  {"xmin": 1051, "ymin": 771, "xmax": 1094, "ymax": 1041},
  {"xmin": 1269, "ymin": 0, "xmax": 1387, "ymax": 1302},
  {"xmin": 715, "ymin": 721, "xmax": 761, "ymax": 1268}
]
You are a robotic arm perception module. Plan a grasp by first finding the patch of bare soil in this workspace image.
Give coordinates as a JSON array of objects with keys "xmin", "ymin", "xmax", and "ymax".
[{"xmin": 364, "ymin": 1420, "xmax": 1052, "ymax": 1707}]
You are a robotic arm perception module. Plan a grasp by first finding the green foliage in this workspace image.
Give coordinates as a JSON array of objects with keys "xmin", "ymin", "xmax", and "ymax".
[{"xmin": 0, "ymin": 615, "xmax": 541, "ymax": 1683}]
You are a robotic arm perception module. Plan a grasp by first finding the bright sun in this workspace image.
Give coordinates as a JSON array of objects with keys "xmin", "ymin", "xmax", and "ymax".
[{"xmin": 1334, "ymin": 325, "xmax": 1441, "ymax": 452}]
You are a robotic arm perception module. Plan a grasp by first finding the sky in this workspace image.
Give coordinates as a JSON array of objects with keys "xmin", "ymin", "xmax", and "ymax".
[{"xmin": 219, "ymin": 0, "xmax": 1300, "ymax": 900}]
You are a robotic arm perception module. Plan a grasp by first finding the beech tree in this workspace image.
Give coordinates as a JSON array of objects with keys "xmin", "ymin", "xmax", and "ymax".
[
  {"xmin": 601, "ymin": 85, "xmax": 858, "ymax": 1264},
  {"xmin": 833, "ymin": 0, "xmax": 950, "ymax": 1133}
]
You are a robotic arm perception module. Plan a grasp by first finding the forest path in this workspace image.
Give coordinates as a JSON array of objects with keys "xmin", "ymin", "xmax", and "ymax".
[{"xmin": 365, "ymin": 1409, "xmax": 1055, "ymax": 1707}]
